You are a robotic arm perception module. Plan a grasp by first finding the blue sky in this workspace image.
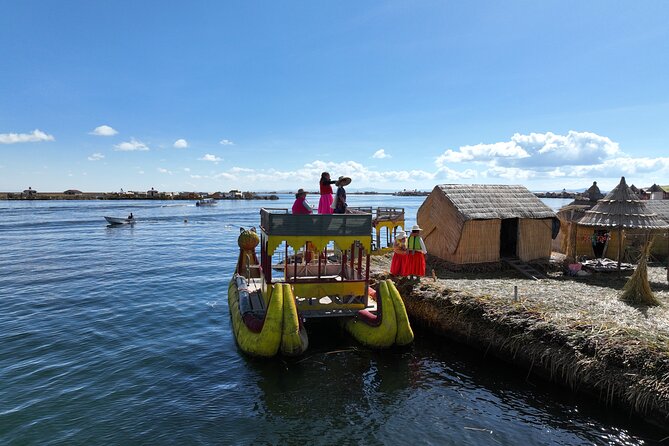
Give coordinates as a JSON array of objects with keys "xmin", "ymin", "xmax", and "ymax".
[{"xmin": 1, "ymin": 1, "xmax": 668, "ymax": 193}]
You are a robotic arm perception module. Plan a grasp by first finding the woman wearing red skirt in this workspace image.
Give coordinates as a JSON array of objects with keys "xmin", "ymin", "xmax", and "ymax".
[
  {"xmin": 317, "ymin": 172, "xmax": 337, "ymax": 214},
  {"xmin": 390, "ymin": 231, "xmax": 407, "ymax": 275},
  {"xmin": 405, "ymin": 225, "xmax": 427, "ymax": 278}
]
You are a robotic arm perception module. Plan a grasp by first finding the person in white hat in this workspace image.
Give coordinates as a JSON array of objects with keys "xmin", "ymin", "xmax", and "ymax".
[
  {"xmin": 390, "ymin": 231, "xmax": 408, "ymax": 276},
  {"xmin": 406, "ymin": 224, "xmax": 427, "ymax": 278}
]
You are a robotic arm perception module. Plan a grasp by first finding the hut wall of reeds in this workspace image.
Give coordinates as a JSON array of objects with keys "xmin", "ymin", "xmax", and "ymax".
[
  {"xmin": 517, "ymin": 218, "xmax": 554, "ymax": 262},
  {"xmin": 417, "ymin": 184, "xmax": 557, "ymax": 265}
]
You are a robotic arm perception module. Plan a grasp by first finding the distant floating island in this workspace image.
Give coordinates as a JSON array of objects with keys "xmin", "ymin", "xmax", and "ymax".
[
  {"xmin": 0, "ymin": 188, "xmax": 279, "ymax": 201},
  {"xmin": 392, "ymin": 190, "xmax": 430, "ymax": 196}
]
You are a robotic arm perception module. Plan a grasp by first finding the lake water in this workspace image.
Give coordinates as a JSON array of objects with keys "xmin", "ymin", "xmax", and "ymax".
[{"xmin": 0, "ymin": 195, "xmax": 663, "ymax": 445}]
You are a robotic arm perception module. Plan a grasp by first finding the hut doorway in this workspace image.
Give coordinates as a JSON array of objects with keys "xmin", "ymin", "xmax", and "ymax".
[{"xmin": 500, "ymin": 218, "xmax": 519, "ymax": 257}]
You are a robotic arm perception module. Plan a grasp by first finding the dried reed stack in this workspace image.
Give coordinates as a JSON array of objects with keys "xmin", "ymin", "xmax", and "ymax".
[{"xmin": 620, "ymin": 240, "xmax": 659, "ymax": 306}]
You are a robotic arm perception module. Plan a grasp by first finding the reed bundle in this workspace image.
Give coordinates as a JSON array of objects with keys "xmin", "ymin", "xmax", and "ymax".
[{"xmin": 620, "ymin": 241, "xmax": 660, "ymax": 306}]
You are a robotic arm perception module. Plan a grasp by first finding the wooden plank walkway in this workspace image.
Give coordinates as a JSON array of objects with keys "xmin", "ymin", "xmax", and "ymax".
[{"xmin": 502, "ymin": 257, "xmax": 547, "ymax": 281}]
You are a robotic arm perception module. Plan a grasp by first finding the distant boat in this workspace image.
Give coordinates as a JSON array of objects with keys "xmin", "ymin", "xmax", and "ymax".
[
  {"xmin": 196, "ymin": 198, "xmax": 217, "ymax": 207},
  {"xmin": 104, "ymin": 216, "xmax": 135, "ymax": 225}
]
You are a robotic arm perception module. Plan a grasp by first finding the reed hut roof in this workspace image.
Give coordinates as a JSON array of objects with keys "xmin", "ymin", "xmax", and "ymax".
[
  {"xmin": 645, "ymin": 200, "xmax": 669, "ymax": 222},
  {"xmin": 646, "ymin": 184, "xmax": 668, "ymax": 193},
  {"xmin": 578, "ymin": 177, "xmax": 669, "ymax": 229},
  {"xmin": 556, "ymin": 204, "xmax": 590, "ymax": 222},
  {"xmin": 434, "ymin": 184, "xmax": 556, "ymax": 220}
]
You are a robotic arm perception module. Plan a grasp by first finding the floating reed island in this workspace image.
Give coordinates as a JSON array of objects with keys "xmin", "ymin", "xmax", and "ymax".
[{"xmin": 369, "ymin": 253, "xmax": 669, "ymax": 429}]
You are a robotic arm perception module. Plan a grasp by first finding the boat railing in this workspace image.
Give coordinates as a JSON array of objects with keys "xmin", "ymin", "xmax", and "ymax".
[
  {"xmin": 374, "ymin": 207, "xmax": 404, "ymax": 222},
  {"xmin": 260, "ymin": 208, "xmax": 372, "ymax": 237},
  {"xmin": 347, "ymin": 206, "xmax": 373, "ymax": 214}
]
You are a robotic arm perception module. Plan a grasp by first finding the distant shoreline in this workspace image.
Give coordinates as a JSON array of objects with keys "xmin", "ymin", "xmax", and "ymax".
[
  {"xmin": 0, "ymin": 192, "xmax": 281, "ymax": 201},
  {"xmin": 0, "ymin": 190, "xmax": 415, "ymax": 200},
  {"xmin": 0, "ymin": 190, "xmax": 579, "ymax": 201}
]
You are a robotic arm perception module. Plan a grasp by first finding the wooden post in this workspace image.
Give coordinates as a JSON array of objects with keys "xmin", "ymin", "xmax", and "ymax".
[
  {"xmin": 617, "ymin": 226, "xmax": 622, "ymax": 272},
  {"xmin": 666, "ymin": 230, "xmax": 669, "ymax": 282},
  {"xmin": 572, "ymin": 222, "xmax": 578, "ymax": 262}
]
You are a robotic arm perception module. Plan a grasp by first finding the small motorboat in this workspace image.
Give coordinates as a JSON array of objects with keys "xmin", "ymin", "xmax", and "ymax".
[
  {"xmin": 196, "ymin": 198, "xmax": 217, "ymax": 207},
  {"xmin": 104, "ymin": 216, "xmax": 135, "ymax": 225}
]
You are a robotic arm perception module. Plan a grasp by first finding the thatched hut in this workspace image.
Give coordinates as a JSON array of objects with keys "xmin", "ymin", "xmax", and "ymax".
[
  {"xmin": 416, "ymin": 184, "xmax": 557, "ymax": 265},
  {"xmin": 578, "ymin": 177, "xmax": 669, "ymax": 268},
  {"xmin": 637, "ymin": 199, "xmax": 669, "ymax": 259}
]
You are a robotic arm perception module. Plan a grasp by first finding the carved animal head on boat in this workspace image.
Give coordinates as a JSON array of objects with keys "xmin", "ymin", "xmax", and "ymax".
[{"xmin": 238, "ymin": 227, "xmax": 259, "ymax": 250}]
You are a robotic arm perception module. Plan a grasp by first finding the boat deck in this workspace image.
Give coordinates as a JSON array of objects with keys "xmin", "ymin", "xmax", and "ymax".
[{"xmin": 242, "ymin": 275, "xmax": 377, "ymax": 319}]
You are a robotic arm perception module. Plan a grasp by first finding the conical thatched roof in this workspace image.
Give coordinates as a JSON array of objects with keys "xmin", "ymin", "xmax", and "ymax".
[
  {"xmin": 586, "ymin": 181, "xmax": 604, "ymax": 201},
  {"xmin": 645, "ymin": 200, "xmax": 669, "ymax": 222},
  {"xmin": 578, "ymin": 177, "xmax": 669, "ymax": 229}
]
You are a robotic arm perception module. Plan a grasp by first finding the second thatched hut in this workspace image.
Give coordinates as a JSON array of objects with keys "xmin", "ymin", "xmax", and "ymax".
[{"xmin": 416, "ymin": 184, "xmax": 557, "ymax": 265}]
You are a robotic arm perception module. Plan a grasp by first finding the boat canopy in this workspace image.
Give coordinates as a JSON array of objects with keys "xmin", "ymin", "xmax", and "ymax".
[{"xmin": 260, "ymin": 208, "xmax": 372, "ymax": 254}]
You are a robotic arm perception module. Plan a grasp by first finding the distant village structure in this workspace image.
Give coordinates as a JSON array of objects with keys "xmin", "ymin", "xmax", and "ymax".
[{"xmin": 0, "ymin": 188, "xmax": 278, "ymax": 201}]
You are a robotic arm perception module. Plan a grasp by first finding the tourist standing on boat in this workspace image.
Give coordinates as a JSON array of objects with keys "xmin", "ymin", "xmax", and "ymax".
[
  {"xmin": 333, "ymin": 176, "xmax": 351, "ymax": 214},
  {"xmin": 405, "ymin": 225, "xmax": 427, "ymax": 278},
  {"xmin": 390, "ymin": 231, "xmax": 408, "ymax": 276},
  {"xmin": 292, "ymin": 189, "xmax": 313, "ymax": 214},
  {"xmin": 317, "ymin": 172, "xmax": 336, "ymax": 214}
]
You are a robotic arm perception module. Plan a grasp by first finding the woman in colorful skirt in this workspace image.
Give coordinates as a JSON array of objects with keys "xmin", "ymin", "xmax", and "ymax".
[
  {"xmin": 317, "ymin": 172, "xmax": 337, "ymax": 214},
  {"xmin": 390, "ymin": 231, "xmax": 407, "ymax": 276},
  {"xmin": 405, "ymin": 225, "xmax": 427, "ymax": 278}
]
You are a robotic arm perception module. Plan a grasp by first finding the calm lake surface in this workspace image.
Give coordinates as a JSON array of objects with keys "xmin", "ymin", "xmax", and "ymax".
[{"xmin": 1, "ymin": 195, "xmax": 663, "ymax": 445}]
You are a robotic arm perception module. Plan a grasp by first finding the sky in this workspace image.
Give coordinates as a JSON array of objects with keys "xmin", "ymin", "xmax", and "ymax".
[{"xmin": 1, "ymin": 1, "xmax": 668, "ymax": 193}]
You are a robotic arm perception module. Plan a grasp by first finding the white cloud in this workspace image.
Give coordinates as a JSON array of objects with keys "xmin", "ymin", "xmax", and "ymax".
[
  {"xmin": 114, "ymin": 138, "xmax": 149, "ymax": 151},
  {"xmin": 184, "ymin": 167, "xmax": 191, "ymax": 172},
  {"xmin": 138, "ymin": 170, "xmax": 145, "ymax": 174},
  {"xmin": 88, "ymin": 153, "xmax": 105, "ymax": 161},
  {"xmin": 199, "ymin": 154, "xmax": 222, "ymax": 163},
  {"xmin": 436, "ymin": 141, "xmax": 530, "ymax": 165},
  {"xmin": 90, "ymin": 125, "xmax": 118, "ymax": 136},
  {"xmin": 372, "ymin": 149, "xmax": 391, "ymax": 159},
  {"xmin": 436, "ymin": 131, "xmax": 621, "ymax": 169},
  {"xmin": 174, "ymin": 139, "xmax": 188, "ymax": 149},
  {"xmin": 158, "ymin": 167, "xmax": 172, "ymax": 174},
  {"xmin": 482, "ymin": 166, "xmax": 535, "ymax": 181},
  {"xmin": 213, "ymin": 160, "xmax": 437, "ymax": 188},
  {"xmin": 219, "ymin": 139, "xmax": 234, "ymax": 146},
  {"xmin": 0, "ymin": 129, "xmax": 55, "ymax": 144}
]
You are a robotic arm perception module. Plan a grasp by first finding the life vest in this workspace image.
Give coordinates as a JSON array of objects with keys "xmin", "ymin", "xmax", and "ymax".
[{"xmin": 407, "ymin": 235, "xmax": 423, "ymax": 251}]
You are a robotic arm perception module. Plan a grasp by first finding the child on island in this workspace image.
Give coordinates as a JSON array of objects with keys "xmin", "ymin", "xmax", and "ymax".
[
  {"xmin": 405, "ymin": 225, "xmax": 427, "ymax": 278},
  {"xmin": 317, "ymin": 172, "xmax": 337, "ymax": 214},
  {"xmin": 390, "ymin": 231, "xmax": 407, "ymax": 276}
]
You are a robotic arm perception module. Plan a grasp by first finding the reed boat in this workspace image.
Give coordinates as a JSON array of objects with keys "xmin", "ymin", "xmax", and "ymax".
[{"xmin": 228, "ymin": 208, "xmax": 414, "ymax": 358}]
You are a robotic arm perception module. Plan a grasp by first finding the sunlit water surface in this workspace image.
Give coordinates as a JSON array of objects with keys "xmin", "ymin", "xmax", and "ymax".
[{"xmin": 0, "ymin": 196, "xmax": 663, "ymax": 445}]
